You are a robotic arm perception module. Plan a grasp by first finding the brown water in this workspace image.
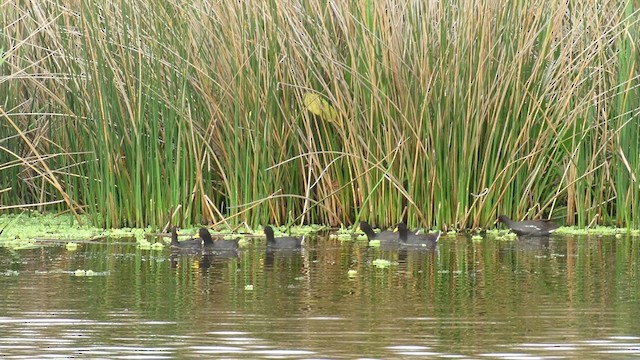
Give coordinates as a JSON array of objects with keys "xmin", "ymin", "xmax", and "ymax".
[{"xmin": 1, "ymin": 235, "xmax": 640, "ymax": 359}]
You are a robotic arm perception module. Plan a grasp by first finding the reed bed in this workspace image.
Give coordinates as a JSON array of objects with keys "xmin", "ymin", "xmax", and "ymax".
[{"xmin": 1, "ymin": 0, "xmax": 639, "ymax": 229}]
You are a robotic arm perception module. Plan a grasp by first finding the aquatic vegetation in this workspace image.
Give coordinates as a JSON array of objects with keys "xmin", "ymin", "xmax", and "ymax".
[
  {"xmin": 554, "ymin": 227, "xmax": 635, "ymax": 236},
  {"xmin": 372, "ymin": 259, "xmax": 394, "ymax": 269},
  {"xmin": 289, "ymin": 225, "xmax": 325, "ymax": 236},
  {"xmin": 485, "ymin": 229, "xmax": 519, "ymax": 241},
  {"xmin": 356, "ymin": 234, "xmax": 368, "ymax": 241},
  {"xmin": 330, "ymin": 225, "xmax": 358, "ymax": 241},
  {"xmin": 368, "ymin": 240, "xmax": 381, "ymax": 248},
  {"xmin": 0, "ymin": 213, "xmax": 101, "ymax": 242},
  {"xmin": 336, "ymin": 234, "xmax": 352, "ymax": 241},
  {"xmin": 471, "ymin": 235, "xmax": 484, "ymax": 242},
  {"xmin": 347, "ymin": 270, "xmax": 358, "ymax": 277},
  {"xmin": 73, "ymin": 269, "xmax": 102, "ymax": 277},
  {"xmin": 497, "ymin": 233, "xmax": 519, "ymax": 241},
  {"xmin": 3, "ymin": 240, "xmax": 40, "ymax": 250},
  {"xmin": 337, "ymin": 226, "xmax": 355, "ymax": 235},
  {"xmin": 73, "ymin": 269, "xmax": 98, "ymax": 277},
  {"xmin": 2, "ymin": 1, "xmax": 639, "ymax": 229},
  {"xmin": 0, "ymin": 213, "xmax": 162, "ymax": 250}
]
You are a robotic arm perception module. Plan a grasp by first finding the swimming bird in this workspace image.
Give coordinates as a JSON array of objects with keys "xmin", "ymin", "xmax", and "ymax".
[
  {"xmin": 359, "ymin": 221, "xmax": 398, "ymax": 242},
  {"xmin": 199, "ymin": 227, "xmax": 239, "ymax": 250},
  {"xmin": 397, "ymin": 222, "xmax": 440, "ymax": 248},
  {"xmin": 497, "ymin": 215, "xmax": 560, "ymax": 236},
  {"xmin": 170, "ymin": 226, "xmax": 202, "ymax": 248},
  {"xmin": 264, "ymin": 226, "xmax": 302, "ymax": 249}
]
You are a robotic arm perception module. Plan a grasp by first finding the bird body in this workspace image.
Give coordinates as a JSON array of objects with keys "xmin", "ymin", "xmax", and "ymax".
[
  {"xmin": 497, "ymin": 215, "xmax": 559, "ymax": 236},
  {"xmin": 359, "ymin": 221, "xmax": 398, "ymax": 242},
  {"xmin": 170, "ymin": 227, "xmax": 202, "ymax": 248},
  {"xmin": 264, "ymin": 226, "xmax": 302, "ymax": 249},
  {"xmin": 397, "ymin": 223, "xmax": 440, "ymax": 248},
  {"xmin": 199, "ymin": 227, "xmax": 239, "ymax": 250}
]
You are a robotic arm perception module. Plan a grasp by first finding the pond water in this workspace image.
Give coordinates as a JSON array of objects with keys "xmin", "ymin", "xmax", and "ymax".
[{"xmin": 1, "ymin": 234, "xmax": 640, "ymax": 359}]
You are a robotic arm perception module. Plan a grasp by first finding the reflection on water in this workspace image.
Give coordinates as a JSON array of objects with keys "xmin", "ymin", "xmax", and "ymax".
[{"xmin": 1, "ymin": 235, "xmax": 640, "ymax": 358}]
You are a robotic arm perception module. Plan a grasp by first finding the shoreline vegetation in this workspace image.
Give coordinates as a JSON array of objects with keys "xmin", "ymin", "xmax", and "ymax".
[
  {"xmin": 0, "ymin": 213, "xmax": 637, "ymax": 251},
  {"xmin": 1, "ymin": 1, "xmax": 639, "ymax": 230}
]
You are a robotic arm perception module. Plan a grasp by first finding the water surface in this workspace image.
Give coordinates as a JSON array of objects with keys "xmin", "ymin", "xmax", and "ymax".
[{"xmin": 1, "ymin": 235, "xmax": 639, "ymax": 359}]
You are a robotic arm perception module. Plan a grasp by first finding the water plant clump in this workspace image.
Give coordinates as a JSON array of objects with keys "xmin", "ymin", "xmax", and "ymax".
[
  {"xmin": 552, "ymin": 226, "xmax": 640, "ymax": 236},
  {"xmin": 371, "ymin": 259, "xmax": 400, "ymax": 269},
  {"xmin": 485, "ymin": 229, "xmax": 518, "ymax": 241}
]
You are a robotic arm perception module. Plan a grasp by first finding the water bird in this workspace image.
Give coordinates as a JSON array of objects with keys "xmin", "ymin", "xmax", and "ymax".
[
  {"xmin": 170, "ymin": 226, "xmax": 202, "ymax": 248},
  {"xmin": 359, "ymin": 221, "xmax": 398, "ymax": 242},
  {"xmin": 497, "ymin": 215, "xmax": 560, "ymax": 236},
  {"xmin": 397, "ymin": 222, "xmax": 440, "ymax": 247},
  {"xmin": 264, "ymin": 226, "xmax": 302, "ymax": 249},
  {"xmin": 199, "ymin": 227, "xmax": 239, "ymax": 250}
]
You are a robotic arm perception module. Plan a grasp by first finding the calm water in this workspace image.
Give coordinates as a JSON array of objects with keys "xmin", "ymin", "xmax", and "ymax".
[{"xmin": 1, "ymin": 235, "xmax": 640, "ymax": 359}]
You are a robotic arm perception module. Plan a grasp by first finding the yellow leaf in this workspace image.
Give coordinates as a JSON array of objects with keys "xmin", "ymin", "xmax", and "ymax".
[{"xmin": 303, "ymin": 92, "xmax": 337, "ymax": 123}]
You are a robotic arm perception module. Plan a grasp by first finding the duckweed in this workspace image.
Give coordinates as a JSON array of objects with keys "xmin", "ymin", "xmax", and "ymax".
[
  {"xmin": 337, "ymin": 233, "xmax": 352, "ymax": 241},
  {"xmin": 336, "ymin": 226, "xmax": 353, "ymax": 235},
  {"xmin": 368, "ymin": 240, "xmax": 381, "ymax": 248},
  {"xmin": 554, "ymin": 226, "xmax": 628, "ymax": 236},
  {"xmin": 494, "ymin": 232, "xmax": 518, "ymax": 241},
  {"xmin": 471, "ymin": 234, "xmax": 484, "ymax": 241},
  {"xmin": 0, "ymin": 213, "xmax": 155, "ymax": 250},
  {"xmin": 74, "ymin": 269, "xmax": 86, "ymax": 276},
  {"xmin": 372, "ymin": 259, "xmax": 392, "ymax": 268},
  {"xmin": 238, "ymin": 238, "xmax": 249, "ymax": 247},
  {"xmin": 137, "ymin": 240, "xmax": 152, "ymax": 250},
  {"xmin": 289, "ymin": 225, "xmax": 323, "ymax": 235},
  {"xmin": 74, "ymin": 269, "xmax": 98, "ymax": 277}
]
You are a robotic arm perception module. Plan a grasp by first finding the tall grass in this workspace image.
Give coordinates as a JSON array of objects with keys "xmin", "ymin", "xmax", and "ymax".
[{"xmin": 1, "ymin": 0, "xmax": 639, "ymax": 229}]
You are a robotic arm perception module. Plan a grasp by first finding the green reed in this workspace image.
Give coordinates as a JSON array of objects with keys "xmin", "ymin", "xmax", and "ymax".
[{"xmin": 1, "ymin": 0, "xmax": 639, "ymax": 229}]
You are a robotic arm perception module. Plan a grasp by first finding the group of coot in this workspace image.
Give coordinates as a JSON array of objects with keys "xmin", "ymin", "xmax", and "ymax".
[
  {"xmin": 170, "ymin": 225, "xmax": 302, "ymax": 251},
  {"xmin": 358, "ymin": 221, "xmax": 440, "ymax": 248},
  {"xmin": 170, "ymin": 215, "xmax": 559, "ymax": 251}
]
